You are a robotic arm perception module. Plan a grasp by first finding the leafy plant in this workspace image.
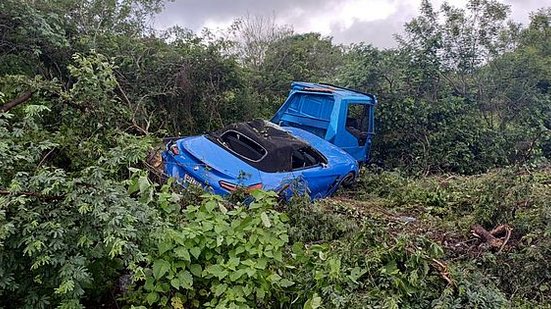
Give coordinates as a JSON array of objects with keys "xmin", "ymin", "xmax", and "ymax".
[{"xmin": 136, "ymin": 190, "xmax": 292, "ymax": 308}]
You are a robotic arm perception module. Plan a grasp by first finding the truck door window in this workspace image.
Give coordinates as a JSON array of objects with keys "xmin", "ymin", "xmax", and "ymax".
[{"xmin": 346, "ymin": 104, "xmax": 369, "ymax": 146}]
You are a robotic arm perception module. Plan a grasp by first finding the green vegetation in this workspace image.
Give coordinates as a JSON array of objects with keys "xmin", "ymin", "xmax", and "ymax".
[{"xmin": 1, "ymin": 0, "xmax": 550, "ymax": 308}]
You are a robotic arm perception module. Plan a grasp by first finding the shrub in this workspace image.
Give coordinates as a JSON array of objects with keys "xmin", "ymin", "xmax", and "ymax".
[{"xmin": 135, "ymin": 190, "xmax": 292, "ymax": 308}]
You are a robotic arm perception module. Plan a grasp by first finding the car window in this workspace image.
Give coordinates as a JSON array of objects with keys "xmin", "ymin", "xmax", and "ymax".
[
  {"xmin": 346, "ymin": 103, "xmax": 370, "ymax": 146},
  {"xmin": 220, "ymin": 130, "xmax": 267, "ymax": 162},
  {"xmin": 291, "ymin": 147, "xmax": 326, "ymax": 170}
]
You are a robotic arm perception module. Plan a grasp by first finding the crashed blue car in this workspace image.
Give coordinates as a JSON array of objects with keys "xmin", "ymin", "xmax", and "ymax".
[
  {"xmin": 163, "ymin": 120, "xmax": 358, "ymax": 199},
  {"xmin": 162, "ymin": 82, "xmax": 376, "ymax": 199}
]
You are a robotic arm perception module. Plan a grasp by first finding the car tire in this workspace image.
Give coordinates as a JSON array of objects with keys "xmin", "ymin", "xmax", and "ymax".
[
  {"xmin": 330, "ymin": 172, "xmax": 356, "ymax": 197},
  {"xmin": 340, "ymin": 172, "xmax": 356, "ymax": 189}
]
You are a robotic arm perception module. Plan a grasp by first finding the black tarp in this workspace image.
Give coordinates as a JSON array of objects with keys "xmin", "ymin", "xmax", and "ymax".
[{"xmin": 207, "ymin": 119, "xmax": 309, "ymax": 173}]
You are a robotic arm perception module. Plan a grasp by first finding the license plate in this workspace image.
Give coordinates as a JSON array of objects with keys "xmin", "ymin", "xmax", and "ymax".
[{"xmin": 184, "ymin": 173, "xmax": 200, "ymax": 186}]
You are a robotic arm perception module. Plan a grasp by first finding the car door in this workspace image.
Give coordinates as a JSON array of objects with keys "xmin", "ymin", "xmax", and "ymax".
[
  {"xmin": 301, "ymin": 166, "xmax": 339, "ymax": 199},
  {"xmin": 291, "ymin": 147, "xmax": 339, "ymax": 199}
]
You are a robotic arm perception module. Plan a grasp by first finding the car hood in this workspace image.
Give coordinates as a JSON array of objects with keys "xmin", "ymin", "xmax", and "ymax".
[{"xmin": 179, "ymin": 136, "xmax": 262, "ymax": 183}]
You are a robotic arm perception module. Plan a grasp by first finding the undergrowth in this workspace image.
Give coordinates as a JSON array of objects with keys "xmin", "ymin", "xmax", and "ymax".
[{"xmin": 345, "ymin": 166, "xmax": 551, "ymax": 307}]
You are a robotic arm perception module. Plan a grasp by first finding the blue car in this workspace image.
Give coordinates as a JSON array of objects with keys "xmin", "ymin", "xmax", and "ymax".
[{"xmin": 162, "ymin": 120, "xmax": 359, "ymax": 199}]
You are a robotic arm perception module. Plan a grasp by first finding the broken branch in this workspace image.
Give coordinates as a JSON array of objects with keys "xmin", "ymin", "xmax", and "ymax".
[
  {"xmin": 0, "ymin": 91, "xmax": 33, "ymax": 112},
  {"xmin": 472, "ymin": 224, "xmax": 512, "ymax": 251},
  {"xmin": 431, "ymin": 258, "xmax": 454, "ymax": 286}
]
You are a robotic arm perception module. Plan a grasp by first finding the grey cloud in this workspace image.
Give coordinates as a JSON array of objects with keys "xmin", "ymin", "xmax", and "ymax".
[
  {"xmin": 155, "ymin": 0, "xmax": 324, "ymax": 30},
  {"xmin": 328, "ymin": 1, "xmax": 417, "ymax": 48},
  {"xmin": 504, "ymin": 0, "xmax": 547, "ymax": 5},
  {"xmin": 154, "ymin": 0, "xmax": 551, "ymax": 48},
  {"xmin": 329, "ymin": 18, "xmax": 404, "ymax": 48},
  {"xmin": 504, "ymin": 0, "xmax": 551, "ymax": 24},
  {"xmin": 155, "ymin": 0, "xmax": 417, "ymax": 48}
]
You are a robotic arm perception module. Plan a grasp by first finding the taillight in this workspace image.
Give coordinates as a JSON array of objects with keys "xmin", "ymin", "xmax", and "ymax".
[
  {"xmin": 219, "ymin": 181, "xmax": 262, "ymax": 192},
  {"xmin": 247, "ymin": 183, "xmax": 263, "ymax": 191},
  {"xmin": 219, "ymin": 181, "xmax": 238, "ymax": 192},
  {"xmin": 170, "ymin": 144, "xmax": 179, "ymax": 155}
]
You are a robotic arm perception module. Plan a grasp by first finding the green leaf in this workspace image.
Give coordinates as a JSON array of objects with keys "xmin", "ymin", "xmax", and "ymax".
[
  {"xmin": 205, "ymin": 200, "xmax": 217, "ymax": 211},
  {"xmin": 158, "ymin": 239, "xmax": 173, "ymax": 255},
  {"xmin": 268, "ymin": 273, "xmax": 281, "ymax": 283},
  {"xmin": 229, "ymin": 268, "xmax": 247, "ymax": 282},
  {"xmin": 170, "ymin": 278, "xmax": 180, "ymax": 289},
  {"xmin": 260, "ymin": 212, "xmax": 271, "ymax": 228},
  {"xmin": 382, "ymin": 260, "xmax": 399, "ymax": 275},
  {"xmin": 128, "ymin": 178, "xmax": 139, "ymax": 194},
  {"xmin": 175, "ymin": 247, "xmax": 191, "ymax": 262},
  {"xmin": 178, "ymin": 270, "xmax": 193, "ymax": 289},
  {"xmin": 146, "ymin": 292, "xmax": 159, "ymax": 305},
  {"xmin": 189, "ymin": 264, "xmax": 202, "ymax": 277},
  {"xmin": 250, "ymin": 190, "xmax": 267, "ymax": 201},
  {"xmin": 190, "ymin": 247, "xmax": 201, "ymax": 259},
  {"xmin": 329, "ymin": 257, "xmax": 341, "ymax": 277},
  {"xmin": 303, "ymin": 293, "xmax": 322, "ymax": 309},
  {"xmin": 256, "ymin": 288, "xmax": 266, "ymax": 300},
  {"xmin": 213, "ymin": 283, "xmax": 228, "ymax": 296},
  {"xmin": 205, "ymin": 264, "xmax": 228, "ymax": 280},
  {"xmin": 256, "ymin": 258, "xmax": 267, "ymax": 270},
  {"xmin": 138, "ymin": 176, "xmax": 150, "ymax": 193},
  {"xmin": 55, "ymin": 279, "xmax": 74, "ymax": 294},
  {"xmin": 152, "ymin": 259, "xmax": 171, "ymax": 280},
  {"xmin": 279, "ymin": 278, "xmax": 294, "ymax": 287}
]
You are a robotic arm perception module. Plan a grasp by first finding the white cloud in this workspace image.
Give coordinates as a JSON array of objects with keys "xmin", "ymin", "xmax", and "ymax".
[
  {"xmin": 202, "ymin": 18, "xmax": 234, "ymax": 31},
  {"xmin": 294, "ymin": 0, "xmax": 398, "ymax": 34}
]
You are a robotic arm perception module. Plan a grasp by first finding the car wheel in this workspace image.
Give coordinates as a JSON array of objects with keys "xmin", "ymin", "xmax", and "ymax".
[
  {"xmin": 329, "ymin": 172, "xmax": 356, "ymax": 197},
  {"xmin": 340, "ymin": 172, "xmax": 356, "ymax": 189}
]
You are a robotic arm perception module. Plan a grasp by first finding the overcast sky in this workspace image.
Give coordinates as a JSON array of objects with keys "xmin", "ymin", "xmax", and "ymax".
[{"xmin": 154, "ymin": 0, "xmax": 551, "ymax": 48}]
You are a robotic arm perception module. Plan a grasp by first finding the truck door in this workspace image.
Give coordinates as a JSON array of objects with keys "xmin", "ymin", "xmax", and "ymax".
[{"xmin": 341, "ymin": 102, "xmax": 373, "ymax": 162}]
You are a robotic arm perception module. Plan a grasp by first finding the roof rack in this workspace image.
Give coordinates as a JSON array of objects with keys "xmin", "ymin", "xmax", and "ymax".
[
  {"xmin": 318, "ymin": 82, "xmax": 376, "ymax": 101},
  {"xmin": 300, "ymin": 87, "xmax": 334, "ymax": 93}
]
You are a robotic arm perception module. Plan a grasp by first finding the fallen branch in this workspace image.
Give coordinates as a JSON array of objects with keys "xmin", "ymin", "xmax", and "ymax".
[
  {"xmin": 0, "ymin": 91, "xmax": 33, "ymax": 112},
  {"xmin": 498, "ymin": 227, "xmax": 512, "ymax": 253},
  {"xmin": 431, "ymin": 258, "xmax": 453, "ymax": 286},
  {"xmin": 471, "ymin": 224, "xmax": 512, "ymax": 251},
  {"xmin": 404, "ymin": 246, "xmax": 454, "ymax": 286}
]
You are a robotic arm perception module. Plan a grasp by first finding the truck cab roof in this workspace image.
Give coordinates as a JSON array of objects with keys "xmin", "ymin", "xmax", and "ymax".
[
  {"xmin": 271, "ymin": 81, "xmax": 377, "ymax": 163},
  {"xmin": 289, "ymin": 81, "xmax": 377, "ymax": 103}
]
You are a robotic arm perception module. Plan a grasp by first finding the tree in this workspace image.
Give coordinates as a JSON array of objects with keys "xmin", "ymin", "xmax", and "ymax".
[{"xmin": 229, "ymin": 13, "xmax": 293, "ymax": 69}]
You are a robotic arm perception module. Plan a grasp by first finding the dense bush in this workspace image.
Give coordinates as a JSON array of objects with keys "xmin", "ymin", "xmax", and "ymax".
[
  {"xmin": 1, "ymin": 0, "xmax": 551, "ymax": 308},
  {"xmin": 134, "ymin": 190, "xmax": 291, "ymax": 308},
  {"xmin": 0, "ymin": 48, "xmax": 159, "ymax": 308},
  {"xmin": 0, "ymin": 110, "xmax": 160, "ymax": 307}
]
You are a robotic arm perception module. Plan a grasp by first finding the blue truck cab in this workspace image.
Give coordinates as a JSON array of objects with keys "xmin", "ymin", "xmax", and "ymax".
[{"xmin": 271, "ymin": 82, "xmax": 377, "ymax": 163}]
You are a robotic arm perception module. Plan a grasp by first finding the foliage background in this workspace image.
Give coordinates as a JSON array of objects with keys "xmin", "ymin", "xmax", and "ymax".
[{"xmin": 1, "ymin": 0, "xmax": 551, "ymax": 308}]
